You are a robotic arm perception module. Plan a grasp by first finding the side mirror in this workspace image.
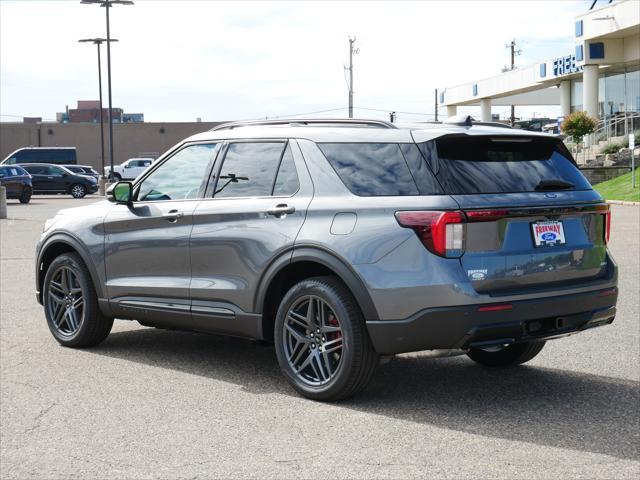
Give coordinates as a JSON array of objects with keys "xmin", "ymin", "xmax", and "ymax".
[
  {"xmin": 107, "ymin": 181, "xmax": 133, "ymax": 204},
  {"xmin": 124, "ymin": 164, "xmax": 131, "ymax": 168},
  {"xmin": 0, "ymin": 173, "xmax": 5, "ymax": 179}
]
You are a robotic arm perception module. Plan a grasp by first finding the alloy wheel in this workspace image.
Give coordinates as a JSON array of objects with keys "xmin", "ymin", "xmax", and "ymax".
[
  {"xmin": 71, "ymin": 185, "xmax": 86, "ymax": 198},
  {"xmin": 283, "ymin": 295, "xmax": 344, "ymax": 386},
  {"xmin": 46, "ymin": 266, "xmax": 84, "ymax": 336}
]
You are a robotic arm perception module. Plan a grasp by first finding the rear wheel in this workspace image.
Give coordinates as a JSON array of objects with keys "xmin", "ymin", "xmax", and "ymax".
[
  {"xmin": 70, "ymin": 184, "xmax": 87, "ymax": 198},
  {"xmin": 467, "ymin": 341, "xmax": 545, "ymax": 367},
  {"xmin": 274, "ymin": 276, "xmax": 378, "ymax": 401},
  {"xmin": 19, "ymin": 186, "xmax": 32, "ymax": 204},
  {"xmin": 43, "ymin": 253, "xmax": 113, "ymax": 348}
]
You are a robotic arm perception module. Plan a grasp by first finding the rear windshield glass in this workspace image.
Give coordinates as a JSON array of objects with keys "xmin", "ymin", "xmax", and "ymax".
[
  {"xmin": 317, "ymin": 143, "xmax": 442, "ymax": 196},
  {"xmin": 418, "ymin": 135, "xmax": 592, "ymax": 194}
]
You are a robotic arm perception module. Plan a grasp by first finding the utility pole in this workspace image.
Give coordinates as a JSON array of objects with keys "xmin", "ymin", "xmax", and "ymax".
[
  {"xmin": 79, "ymin": 37, "xmax": 118, "ymax": 188},
  {"xmin": 346, "ymin": 36, "xmax": 358, "ymax": 118},
  {"xmin": 434, "ymin": 88, "xmax": 439, "ymax": 122},
  {"xmin": 81, "ymin": 1, "xmax": 134, "ymax": 183},
  {"xmin": 504, "ymin": 39, "xmax": 522, "ymax": 126}
]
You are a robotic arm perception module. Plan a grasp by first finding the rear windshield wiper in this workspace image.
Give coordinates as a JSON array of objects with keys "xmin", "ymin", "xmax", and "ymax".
[{"xmin": 535, "ymin": 179, "xmax": 574, "ymax": 191}]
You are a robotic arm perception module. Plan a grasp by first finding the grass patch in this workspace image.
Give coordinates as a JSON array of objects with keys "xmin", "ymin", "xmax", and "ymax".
[{"xmin": 594, "ymin": 169, "xmax": 640, "ymax": 202}]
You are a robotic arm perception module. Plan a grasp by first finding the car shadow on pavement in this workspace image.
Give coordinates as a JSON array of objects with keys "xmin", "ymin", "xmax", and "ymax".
[{"xmin": 95, "ymin": 327, "xmax": 639, "ymax": 461}]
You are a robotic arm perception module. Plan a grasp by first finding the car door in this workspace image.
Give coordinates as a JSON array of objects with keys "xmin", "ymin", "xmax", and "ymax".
[
  {"xmin": 130, "ymin": 160, "xmax": 147, "ymax": 179},
  {"xmin": 189, "ymin": 140, "xmax": 313, "ymax": 338},
  {"xmin": 0, "ymin": 167, "xmax": 19, "ymax": 196},
  {"xmin": 46, "ymin": 166, "xmax": 71, "ymax": 192},
  {"xmin": 22, "ymin": 165, "xmax": 49, "ymax": 192},
  {"xmin": 103, "ymin": 142, "xmax": 220, "ymax": 328}
]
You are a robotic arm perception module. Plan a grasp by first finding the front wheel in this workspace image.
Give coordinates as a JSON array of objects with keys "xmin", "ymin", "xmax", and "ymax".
[
  {"xmin": 19, "ymin": 186, "xmax": 32, "ymax": 204},
  {"xmin": 467, "ymin": 341, "xmax": 545, "ymax": 367},
  {"xmin": 274, "ymin": 276, "xmax": 379, "ymax": 401},
  {"xmin": 70, "ymin": 184, "xmax": 87, "ymax": 198},
  {"xmin": 43, "ymin": 253, "xmax": 113, "ymax": 347},
  {"xmin": 112, "ymin": 173, "xmax": 122, "ymax": 182}
]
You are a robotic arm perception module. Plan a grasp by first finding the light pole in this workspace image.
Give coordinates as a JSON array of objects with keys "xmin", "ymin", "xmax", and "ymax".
[
  {"xmin": 78, "ymin": 37, "xmax": 118, "ymax": 188},
  {"xmin": 81, "ymin": 0, "xmax": 133, "ymax": 183}
]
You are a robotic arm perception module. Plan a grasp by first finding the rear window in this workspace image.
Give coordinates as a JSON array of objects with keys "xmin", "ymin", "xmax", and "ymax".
[
  {"xmin": 419, "ymin": 135, "xmax": 592, "ymax": 194},
  {"xmin": 317, "ymin": 143, "xmax": 442, "ymax": 196}
]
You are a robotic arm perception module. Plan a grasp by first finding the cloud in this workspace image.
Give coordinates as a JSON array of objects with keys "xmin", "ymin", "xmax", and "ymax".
[{"xmin": 1, "ymin": 0, "xmax": 584, "ymax": 122}]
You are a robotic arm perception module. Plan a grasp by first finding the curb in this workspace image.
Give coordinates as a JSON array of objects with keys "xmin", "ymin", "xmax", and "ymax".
[{"xmin": 607, "ymin": 200, "xmax": 640, "ymax": 206}]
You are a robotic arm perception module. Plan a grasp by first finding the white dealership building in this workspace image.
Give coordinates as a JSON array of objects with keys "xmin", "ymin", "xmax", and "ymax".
[{"xmin": 439, "ymin": 0, "xmax": 639, "ymax": 133}]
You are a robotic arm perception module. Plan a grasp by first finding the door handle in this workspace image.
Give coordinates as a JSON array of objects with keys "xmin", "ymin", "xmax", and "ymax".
[
  {"xmin": 162, "ymin": 209, "xmax": 184, "ymax": 222},
  {"xmin": 266, "ymin": 204, "xmax": 295, "ymax": 217}
]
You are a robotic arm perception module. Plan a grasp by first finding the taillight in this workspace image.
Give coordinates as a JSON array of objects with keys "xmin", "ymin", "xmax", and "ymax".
[
  {"xmin": 603, "ymin": 206, "xmax": 611, "ymax": 244},
  {"xmin": 395, "ymin": 210, "xmax": 465, "ymax": 257}
]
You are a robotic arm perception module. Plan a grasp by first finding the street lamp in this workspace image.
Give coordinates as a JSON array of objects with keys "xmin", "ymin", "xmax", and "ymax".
[
  {"xmin": 80, "ymin": 0, "xmax": 134, "ymax": 183},
  {"xmin": 78, "ymin": 37, "xmax": 118, "ymax": 184}
]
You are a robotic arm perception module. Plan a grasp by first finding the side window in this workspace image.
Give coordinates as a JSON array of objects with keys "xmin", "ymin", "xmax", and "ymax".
[
  {"xmin": 137, "ymin": 143, "xmax": 218, "ymax": 202},
  {"xmin": 49, "ymin": 166, "xmax": 64, "ymax": 176},
  {"xmin": 214, "ymin": 142, "xmax": 285, "ymax": 198},
  {"xmin": 317, "ymin": 143, "xmax": 420, "ymax": 196},
  {"xmin": 273, "ymin": 144, "xmax": 300, "ymax": 196}
]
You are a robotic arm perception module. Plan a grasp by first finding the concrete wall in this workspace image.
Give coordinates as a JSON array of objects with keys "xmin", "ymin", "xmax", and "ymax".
[
  {"xmin": 580, "ymin": 166, "xmax": 632, "ymax": 185},
  {"xmin": 0, "ymin": 121, "xmax": 222, "ymax": 171}
]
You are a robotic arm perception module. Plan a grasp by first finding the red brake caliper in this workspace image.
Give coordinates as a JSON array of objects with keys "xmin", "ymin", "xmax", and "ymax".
[{"xmin": 327, "ymin": 314, "xmax": 342, "ymax": 357}]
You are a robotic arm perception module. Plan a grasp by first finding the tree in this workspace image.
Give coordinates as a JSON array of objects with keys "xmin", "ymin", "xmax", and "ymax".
[{"xmin": 560, "ymin": 111, "xmax": 598, "ymax": 144}]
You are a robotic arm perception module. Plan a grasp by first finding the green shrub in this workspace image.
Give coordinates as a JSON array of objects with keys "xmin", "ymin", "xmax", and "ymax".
[
  {"xmin": 602, "ymin": 143, "xmax": 622, "ymax": 154},
  {"xmin": 560, "ymin": 111, "xmax": 598, "ymax": 143}
]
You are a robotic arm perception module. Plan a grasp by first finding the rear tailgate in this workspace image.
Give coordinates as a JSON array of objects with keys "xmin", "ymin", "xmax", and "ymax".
[
  {"xmin": 415, "ymin": 133, "xmax": 611, "ymax": 294},
  {"xmin": 456, "ymin": 197, "xmax": 609, "ymax": 294}
]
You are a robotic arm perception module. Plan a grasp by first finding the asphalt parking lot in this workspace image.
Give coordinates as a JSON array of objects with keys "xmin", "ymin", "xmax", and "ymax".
[{"xmin": 1, "ymin": 195, "xmax": 639, "ymax": 479}]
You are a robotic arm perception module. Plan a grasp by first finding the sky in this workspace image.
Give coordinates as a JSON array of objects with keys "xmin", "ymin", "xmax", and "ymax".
[{"xmin": 0, "ymin": 0, "xmax": 590, "ymax": 123}]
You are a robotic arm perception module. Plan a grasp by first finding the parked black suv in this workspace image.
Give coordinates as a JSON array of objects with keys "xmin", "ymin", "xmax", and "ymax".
[{"xmin": 20, "ymin": 164, "xmax": 98, "ymax": 198}]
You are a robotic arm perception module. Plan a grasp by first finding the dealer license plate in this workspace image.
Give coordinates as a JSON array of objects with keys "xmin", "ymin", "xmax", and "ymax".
[{"xmin": 531, "ymin": 221, "xmax": 566, "ymax": 247}]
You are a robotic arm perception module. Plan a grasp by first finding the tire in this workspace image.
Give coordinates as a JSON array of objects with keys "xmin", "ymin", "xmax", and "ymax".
[
  {"xmin": 274, "ymin": 276, "xmax": 379, "ymax": 401},
  {"xmin": 112, "ymin": 173, "xmax": 122, "ymax": 182},
  {"xmin": 467, "ymin": 341, "xmax": 545, "ymax": 367},
  {"xmin": 43, "ymin": 253, "xmax": 113, "ymax": 348},
  {"xmin": 70, "ymin": 184, "xmax": 87, "ymax": 198},
  {"xmin": 19, "ymin": 186, "xmax": 32, "ymax": 204}
]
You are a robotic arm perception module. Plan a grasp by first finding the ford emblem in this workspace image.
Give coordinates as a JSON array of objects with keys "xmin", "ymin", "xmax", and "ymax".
[{"xmin": 544, "ymin": 193, "xmax": 558, "ymax": 198}]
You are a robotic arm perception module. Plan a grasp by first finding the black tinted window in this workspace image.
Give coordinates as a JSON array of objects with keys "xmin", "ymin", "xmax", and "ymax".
[
  {"xmin": 23, "ymin": 165, "xmax": 46, "ymax": 175},
  {"xmin": 318, "ymin": 143, "xmax": 441, "ymax": 196},
  {"xmin": 273, "ymin": 145, "xmax": 299, "ymax": 196},
  {"xmin": 215, "ymin": 142, "xmax": 285, "ymax": 198},
  {"xmin": 420, "ymin": 136, "xmax": 592, "ymax": 194},
  {"xmin": 14, "ymin": 149, "xmax": 75, "ymax": 164}
]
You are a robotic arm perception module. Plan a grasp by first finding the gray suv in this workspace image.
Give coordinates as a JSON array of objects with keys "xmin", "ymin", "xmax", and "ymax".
[{"xmin": 35, "ymin": 118, "xmax": 618, "ymax": 400}]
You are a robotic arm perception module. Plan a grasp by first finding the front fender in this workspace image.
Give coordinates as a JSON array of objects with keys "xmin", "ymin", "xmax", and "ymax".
[{"xmin": 36, "ymin": 232, "xmax": 105, "ymax": 304}]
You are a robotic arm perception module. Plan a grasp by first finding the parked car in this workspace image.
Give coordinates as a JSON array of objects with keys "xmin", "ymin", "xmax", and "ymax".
[
  {"xmin": 1, "ymin": 147, "xmax": 77, "ymax": 166},
  {"xmin": 35, "ymin": 118, "xmax": 618, "ymax": 401},
  {"xmin": 104, "ymin": 158, "xmax": 152, "ymax": 181},
  {"xmin": 65, "ymin": 165, "xmax": 100, "ymax": 180},
  {"xmin": 20, "ymin": 163, "xmax": 98, "ymax": 198},
  {"xmin": 0, "ymin": 165, "xmax": 32, "ymax": 203}
]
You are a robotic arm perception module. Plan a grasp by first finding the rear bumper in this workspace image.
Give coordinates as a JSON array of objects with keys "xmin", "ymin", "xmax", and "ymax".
[{"xmin": 366, "ymin": 287, "xmax": 618, "ymax": 354}]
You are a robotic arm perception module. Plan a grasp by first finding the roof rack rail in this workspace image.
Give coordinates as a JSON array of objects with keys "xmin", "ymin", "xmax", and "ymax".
[
  {"xmin": 210, "ymin": 118, "xmax": 398, "ymax": 131},
  {"xmin": 443, "ymin": 115, "xmax": 512, "ymax": 129}
]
